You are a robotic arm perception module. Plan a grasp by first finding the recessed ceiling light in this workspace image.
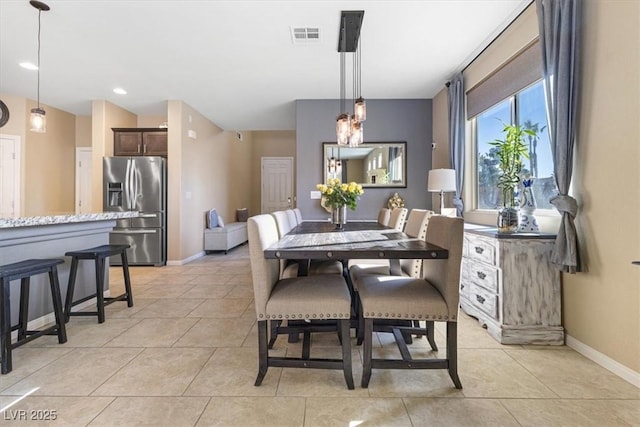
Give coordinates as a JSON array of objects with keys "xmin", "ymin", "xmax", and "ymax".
[
  {"xmin": 19, "ymin": 62, "xmax": 38, "ymax": 70},
  {"xmin": 113, "ymin": 88, "xmax": 127, "ymax": 95}
]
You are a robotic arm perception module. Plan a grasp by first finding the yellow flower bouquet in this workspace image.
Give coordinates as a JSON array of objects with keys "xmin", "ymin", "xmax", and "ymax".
[{"xmin": 316, "ymin": 178, "xmax": 364, "ymax": 210}]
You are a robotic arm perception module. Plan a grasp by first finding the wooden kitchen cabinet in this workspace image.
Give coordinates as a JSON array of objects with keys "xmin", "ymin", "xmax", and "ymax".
[
  {"xmin": 113, "ymin": 128, "xmax": 167, "ymax": 157},
  {"xmin": 460, "ymin": 225, "xmax": 563, "ymax": 345}
]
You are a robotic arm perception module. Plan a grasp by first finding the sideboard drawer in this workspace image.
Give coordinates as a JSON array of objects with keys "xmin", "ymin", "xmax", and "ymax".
[
  {"xmin": 469, "ymin": 283, "xmax": 498, "ymax": 320},
  {"xmin": 465, "ymin": 258, "xmax": 499, "ymax": 293},
  {"xmin": 465, "ymin": 235, "xmax": 497, "ymax": 266}
]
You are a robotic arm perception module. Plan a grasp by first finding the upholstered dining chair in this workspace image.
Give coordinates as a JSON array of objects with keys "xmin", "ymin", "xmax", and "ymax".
[
  {"xmin": 377, "ymin": 208, "xmax": 391, "ymax": 226},
  {"xmin": 285, "ymin": 209, "xmax": 298, "ymax": 228},
  {"xmin": 387, "ymin": 207, "xmax": 408, "ymax": 231},
  {"xmin": 270, "ymin": 211, "xmax": 343, "ymax": 279},
  {"xmin": 293, "ymin": 208, "xmax": 303, "ymax": 224},
  {"xmin": 247, "ymin": 214, "xmax": 354, "ymax": 389},
  {"xmin": 348, "ymin": 209, "xmax": 434, "ymax": 344},
  {"xmin": 355, "ymin": 215, "xmax": 464, "ymax": 389},
  {"xmin": 271, "ymin": 210, "xmax": 293, "ymax": 238}
]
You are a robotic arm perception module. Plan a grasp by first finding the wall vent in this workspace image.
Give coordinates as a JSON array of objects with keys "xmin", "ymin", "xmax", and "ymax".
[{"xmin": 291, "ymin": 27, "xmax": 320, "ymax": 44}]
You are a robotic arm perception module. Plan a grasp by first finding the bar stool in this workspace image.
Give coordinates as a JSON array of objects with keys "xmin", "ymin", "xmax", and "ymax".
[
  {"xmin": 64, "ymin": 245, "xmax": 133, "ymax": 324},
  {"xmin": 0, "ymin": 259, "xmax": 68, "ymax": 374}
]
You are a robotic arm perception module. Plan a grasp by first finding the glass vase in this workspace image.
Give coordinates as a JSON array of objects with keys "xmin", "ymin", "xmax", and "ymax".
[
  {"xmin": 497, "ymin": 206, "xmax": 519, "ymax": 233},
  {"xmin": 331, "ymin": 205, "xmax": 347, "ymax": 230}
]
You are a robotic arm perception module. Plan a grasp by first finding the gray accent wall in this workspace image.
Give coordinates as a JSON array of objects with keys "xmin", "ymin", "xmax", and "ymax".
[{"xmin": 295, "ymin": 99, "xmax": 433, "ymax": 220}]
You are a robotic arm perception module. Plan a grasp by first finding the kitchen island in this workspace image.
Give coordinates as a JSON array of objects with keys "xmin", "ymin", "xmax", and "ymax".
[{"xmin": 0, "ymin": 212, "xmax": 138, "ymax": 329}]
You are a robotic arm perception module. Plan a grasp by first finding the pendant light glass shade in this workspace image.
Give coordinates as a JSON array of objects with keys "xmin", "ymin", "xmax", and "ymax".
[
  {"xmin": 30, "ymin": 107, "xmax": 46, "ymax": 133},
  {"xmin": 336, "ymin": 113, "xmax": 350, "ymax": 145},
  {"xmin": 350, "ymin": 119, "xmax": 363, "ymax": 147},
  {"xmin": 354, "ymin": 97, "xmax": 366, "ymax": 122}
]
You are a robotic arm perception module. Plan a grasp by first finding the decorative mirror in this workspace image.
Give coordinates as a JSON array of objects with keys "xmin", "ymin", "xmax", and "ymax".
[{"xmin": 323, "ymin": 142, "xmax": 407, "ymax": 188}]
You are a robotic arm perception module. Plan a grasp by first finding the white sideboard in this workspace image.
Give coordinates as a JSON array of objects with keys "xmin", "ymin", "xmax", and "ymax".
[{"xmin": 460, "ymin": 225, "xmax": 563, "ymax": 345}]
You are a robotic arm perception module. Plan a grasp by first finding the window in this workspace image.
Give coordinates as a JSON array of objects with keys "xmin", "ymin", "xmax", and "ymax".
[{"xmin": 475, "ymin": 80, "xmax": 556, "ymax": 210}]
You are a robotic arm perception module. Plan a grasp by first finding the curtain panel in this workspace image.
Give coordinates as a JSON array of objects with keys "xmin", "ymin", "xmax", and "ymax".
[
  {"xmin": 447, "ymin": 74, "xmax": 465, "ymax": 217},
  {"xmin": 536, "ymin": 0, "xmax": 584, "ymax": 273}
]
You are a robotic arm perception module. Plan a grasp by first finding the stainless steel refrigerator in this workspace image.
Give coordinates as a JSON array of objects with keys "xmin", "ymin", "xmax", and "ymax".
[{"xmin": 103, "ymin": 156, "xmax": 166, "ymax": 266}]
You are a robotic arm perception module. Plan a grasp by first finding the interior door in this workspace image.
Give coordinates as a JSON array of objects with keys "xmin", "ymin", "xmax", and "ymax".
[
  {"xmin": 0, "ymin": 134, "xmax": 21, "ymax": 218},
  {"xmin": 261, "ymin": 157, "xmax": 293, "ymax": 214},
  {"xmin": 75, "ymin": 147, "xmax": 92, "ymax": 214}
]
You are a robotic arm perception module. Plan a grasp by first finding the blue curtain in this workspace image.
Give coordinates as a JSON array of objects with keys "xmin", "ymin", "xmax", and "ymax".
[
  {"xmin": 536, "ymin": 0, "xmax": 584, "ymax": 273},
  {"xmin": 447, "ymin": 74, "xmax": 465, "ymax": 217}
]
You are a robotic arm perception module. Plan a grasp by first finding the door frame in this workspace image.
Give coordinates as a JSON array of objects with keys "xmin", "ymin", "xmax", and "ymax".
[
  {"xmin": 75, "ymin": 147, "xmax": 93, "ymax": 214},
  {"xmin": 0, "ymin": 133, "xmax": 22, "ymax": 217},
  {"xmin": 261, "ymin": 156, "xmax": 294, "ymax": 214}
]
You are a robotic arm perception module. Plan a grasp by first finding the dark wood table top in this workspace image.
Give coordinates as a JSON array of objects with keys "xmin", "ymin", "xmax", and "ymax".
[{"xmin": 264, "ymin": 221, "xmax": 448, "ymax": 260}]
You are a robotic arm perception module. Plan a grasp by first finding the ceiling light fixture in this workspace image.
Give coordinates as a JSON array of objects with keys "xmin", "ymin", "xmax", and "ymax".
[
  {"xmin": 113, "ymin": 88, "xmax": 127, "ymax": 95},
  {"xmin": 336, "ymin": 10, "xmax": 365, "ymax": 147},
  {"xmin": 29, "ymin": 0, "xmax": 50, "ymax": 133}
]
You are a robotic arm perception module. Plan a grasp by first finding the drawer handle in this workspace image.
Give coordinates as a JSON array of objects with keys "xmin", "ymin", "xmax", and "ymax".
[
  {"xmin": 474, "ymin": 246, "xmax": 484, "ymax": 254},
  {"xmin": 476, "ymin": 294, "xmax": 485, "ymax": 304},
  {"xmin": 477, "ymin": 271, "xmax": 486, "ymax": 280}
]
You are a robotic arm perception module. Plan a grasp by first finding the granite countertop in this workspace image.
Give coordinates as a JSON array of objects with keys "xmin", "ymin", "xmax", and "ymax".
[{"xmin": 0, "ymin": 211, "xmax": 139, "ymax": 229}]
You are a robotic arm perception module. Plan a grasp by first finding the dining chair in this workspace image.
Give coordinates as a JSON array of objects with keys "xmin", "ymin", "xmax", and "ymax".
[
  {"xmin": 271, "ymin": 210, "xmax": 292, "ymax": 238},
  {"xmin": 387, "ymin": 207, "xmax": 408, "ymax": 231},
  {"xmin": 355, "ymin": 215, "xmax": 464, "ymax": 389},
  {"xmin": 271, "ymin": 211, "xmax": 343, "ymax": 279},
  {"xmin": 377, "ymin": 208, "xmax": 391, "ymax": 226},
  {"xmin": 293, "ymin": 208, "xmax": 303, "ymax": 224},
  {"xmin": 348, "ymin": 209, "xmax": 433, "ymax": 344},
  {"xmin": 247, "ymin": 214, "xmax": 354, "ymax": 389},
  {"xmin": 285, "ymin": 209, "xmax": 298, "ymax": 227}
]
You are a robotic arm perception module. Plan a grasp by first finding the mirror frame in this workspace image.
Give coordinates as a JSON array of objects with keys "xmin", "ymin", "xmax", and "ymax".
[{"xmin": 323, "ymin": 141, "xmax": 407, "ymax": 188}]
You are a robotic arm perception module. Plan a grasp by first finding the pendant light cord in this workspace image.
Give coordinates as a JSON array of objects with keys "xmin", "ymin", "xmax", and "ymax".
[{"xmin": 36, "ymin": 8, "xmax": 42, "ymax": 109}]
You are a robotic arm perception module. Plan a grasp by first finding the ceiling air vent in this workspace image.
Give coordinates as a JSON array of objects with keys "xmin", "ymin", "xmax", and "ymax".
[{"xmin": 291, "ymin": 27, "xmax": 320, "ymax": 44}]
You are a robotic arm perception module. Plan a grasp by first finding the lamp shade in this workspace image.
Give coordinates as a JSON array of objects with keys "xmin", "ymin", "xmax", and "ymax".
[{"xmin": 427, "ymin": 169, "xmax": 456, "ymax": 192}]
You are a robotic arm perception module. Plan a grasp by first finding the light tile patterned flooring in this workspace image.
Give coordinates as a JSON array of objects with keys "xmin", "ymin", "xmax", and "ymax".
[{"xmin": 1, "ymin": 244, "xmax": 638, "ymax": 426}]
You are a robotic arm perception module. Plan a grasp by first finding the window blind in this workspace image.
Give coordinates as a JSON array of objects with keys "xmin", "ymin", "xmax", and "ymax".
[{"xmin": 466, "ymin": 39, "xmax": 541, "ymax": 118}]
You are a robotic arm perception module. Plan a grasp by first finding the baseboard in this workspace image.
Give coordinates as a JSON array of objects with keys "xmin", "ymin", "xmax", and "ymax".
[
  {"xmin": 566, "ymin": 334, "xmax": 640, "ymax": 388},
  {"xmin": 10, "ymin": 296, "xmax": 100, "ymax": 343},
  {"xmin": 166, "ymin": 251, "xmax": 205, "ymax": 266}
]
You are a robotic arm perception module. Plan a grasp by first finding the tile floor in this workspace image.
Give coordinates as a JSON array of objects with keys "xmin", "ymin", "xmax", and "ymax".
[{"xmin": 1, "ymin": 244, "xmax": 638, "ymax": 426}]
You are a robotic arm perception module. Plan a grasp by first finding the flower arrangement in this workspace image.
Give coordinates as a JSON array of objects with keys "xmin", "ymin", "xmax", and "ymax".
[{"xmin": 316, "ymin": 178, "xmax": 364, "ymax": 210}]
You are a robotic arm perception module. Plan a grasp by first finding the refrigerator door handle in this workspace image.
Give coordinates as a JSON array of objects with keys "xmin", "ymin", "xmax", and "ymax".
[
  {"xmin": 111, "ymin": 229, "xmax": 158, "ymax": 234},
  {"xmin": 125, "ymin": 158, "xmax": 132, "ymax": 210},
  {"xmin": 133, "ymin": 159, "xmax": 140, "ymax": 210}
]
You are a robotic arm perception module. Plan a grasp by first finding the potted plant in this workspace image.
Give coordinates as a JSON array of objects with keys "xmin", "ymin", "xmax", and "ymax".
[{"xmin": 489, "ymin": 123, "xmax": 533, "ymax": 233}]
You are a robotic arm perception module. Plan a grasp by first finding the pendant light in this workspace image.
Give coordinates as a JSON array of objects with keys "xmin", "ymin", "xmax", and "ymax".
[
  {"xmin": 29, "ymin": 0, "xmax": 50, "ymax": 133},
  {"xmin": 335, "ymin": 11, "xmax": 365, "ymax": 147}
]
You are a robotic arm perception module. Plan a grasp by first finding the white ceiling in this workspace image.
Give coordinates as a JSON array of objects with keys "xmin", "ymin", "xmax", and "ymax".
[{"xmin": 0, "ymin": 0, "xmax": 529, "ymax": 131}]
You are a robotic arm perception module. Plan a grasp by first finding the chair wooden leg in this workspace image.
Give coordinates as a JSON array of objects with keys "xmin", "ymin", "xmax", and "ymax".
[
  {"xmin": 426, "ymin": 320, "xmax": 438, "ymax": 351},
  {"xmin": 255, "ymin": 320, "xmax": 269, "ymax": 386},
  {"xmin": 361, "ymin": 318, "xmax": 373, "ymax": 388},
  {"xmin": 0, "ymin": 279, "xmax": 12, "ymax": 374},
  {"xmin": 447, "ymin": 321, "xmax": 462, "ymax": 389},
  {"xmin": 48, "ymin": 267, "xmax": 67, "ymax": 344},
  {"xmin": 356, "ymin": 299, "xmax": 365, "ymax": 346},
  {"xmin": 340, "ymin": 319, "xmax": 354, "ymax": 390},
  {"xmin": 17, "ymin": 278, "xmax": 30, "ymax": 341},
  {"xmin": 268, "ymin": 320, "xmax": 280, "ymax": 349}
]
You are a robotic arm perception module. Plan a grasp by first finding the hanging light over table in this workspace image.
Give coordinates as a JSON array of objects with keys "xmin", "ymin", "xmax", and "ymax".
[
  {"xmin": 336, "ymin": 10, "xmax": 365, "ymax": 147},
  {"xmin": 29, "ymin": 0, "xmax": 50, "ymax": 133}
]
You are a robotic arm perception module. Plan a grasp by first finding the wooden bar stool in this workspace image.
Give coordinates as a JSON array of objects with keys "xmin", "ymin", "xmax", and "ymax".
[
  {"xmin": 0, "ymin": 259, "xmax": 68, "ymax": 374},
  {"xmin": 64, "ymin": 244, "xmax": 133, "ymax": 324}
]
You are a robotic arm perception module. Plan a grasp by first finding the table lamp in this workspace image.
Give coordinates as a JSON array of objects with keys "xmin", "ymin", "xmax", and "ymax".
[{"xmin": 428, "ymin": 169, "xmax": 456, "ymax": 213}]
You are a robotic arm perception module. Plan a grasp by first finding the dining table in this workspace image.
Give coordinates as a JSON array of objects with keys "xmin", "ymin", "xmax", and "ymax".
[{"xmin": 263, "ymin": 221, "xmax": 449, "ymax": 275}]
